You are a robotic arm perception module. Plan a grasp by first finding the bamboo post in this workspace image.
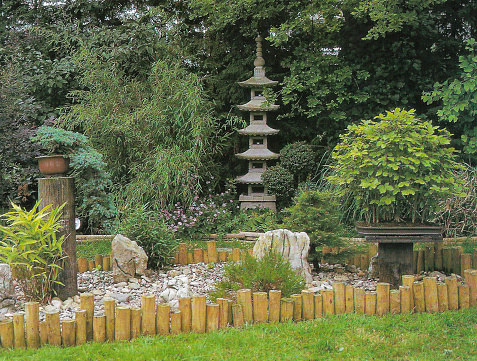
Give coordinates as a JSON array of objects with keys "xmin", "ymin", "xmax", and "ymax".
[
  {"xmin": 93, "ymin": 315, "xmax": 106, "ymax": 343},
  {"xmin": 452, "ymin": 246, "xmax": 463, "ymax": 275},
  {"xmin": 187, "ymin": 252, "xmax": 193, "ymax": 264},
  {"xmin": 232, "ymin": 304, "xmax": 244, "ymax": 327},
  {"xmin": 437, "ymin": 284, "xmax": 449, "ymax": 312},
  {"xmin": 231, "ymin": 248, "xmax": 241, "ymax": 262},
  {"xmin": 390, "ymin": 290, "xmax": 400, "ymax": 314},
  {"xmin": 218, "ymin": 251, "xmax": 227, "ymax": 263},
  {"xmin": 80, "ymin": 293, "xmax": 94, "ymax": 341},
  {"xmin": 13, "ymin": 313, "xmax": 25, "ymax": 349},
  {"xmin": 46, "ymin": 310, "xmax": 61, "ymax": 346},
  {"xmin": 464, "ymin": 269, "xmax": 477, "ymax": 307},
  {"xmin": 365, "ymin": 292, "xmax": 376, "ymax": 316},
  {"xmin": 424, "ymin": 277, "xmax": 439, "ymax": 313},
  {"xmin": 25, "ymin": 302, "xmax": 40, "ymax": 349},
  {"xmin": 141, "ymin": 294, "xmax": 156, "ymax": 336},
  {"xmin": 269, "ymin": 290, "xmax": 281, "ymax": 323},
  {"xmin": 194, "ymin": 249, "xmax": 204, "ymax": 263},
  {"xmin": 354, "ymin": 288, "xmax": 365, "ymax": 315},
  {"xmin": 236, "ymin": 289, "xmax": 253, "ymax": 324},
  {"xmin": 192, "ymin": 295, "xmax": 206, "ymax": 333},
  {"xmin": 170, "ymin": 311, "xmax": 181, "ymax": 335},
  {"xmin": 458, "ymin": 284, "xmax": 470, "ymax": 309},
  {"xmin": 345, "ymin": 285, "xmax": 354, "ymax": 313},
  {"xmin": 413, "ymin": 281, "xmax": 425, "ymax": 313},
  {"xmin": 206, "ymin": 303, "xmax": 219, "ymax": 332},
  {"xmin": 0, "ymin": 320, "xmax": 14, "ymax": 349},
  {"xmin": 75, "ymin": 309, "xmax": 87, "ymax": 345},
  {"xmin": 95, "ymin": 254, "xmax": 103, "ymax": 269},
  {"xmin": 333, "ymin": 283, "xmax": 346, "ymax": 314},
  {"xmin": 77, "ymin": 257, "xmax": 89, "ymax": 273},
  {"xmin": 179, "ymin": 297, "xmax": 192, "ymax": 332},
  {"xmin": 115, "ymin": 306, "xmax": 131, "ymax": 341},
  {"xmin": 399, "ymin": 286, "xmax": 411, "ymax": 314},
  {"xmin": 104, "ymin": 297, "xmax": 115, "ymax": 342},
  {"xmin": 291, "ymin": 294, "xmax": 302, "ymax": 321},
  {"xmin": 302, "ymin": 290, "xmax": 314, "ymax": 320},
  {"xmin": 203, "ymin": 250, "xmax": 209, "ymax": 263},
  {"xmin": 62, "ymin": 319, "xmax": 76, "ymax": 347},
  {"xmin": 217, "ymin": 298, "xmax": 229, "ymax": 329},
  {"xmin": 446, "ymin": 277, "xmax": 459, "ymax": 311},
  {"xmin": 156, "ymin": 304, "xmax": 171, "ymax": 335},
  {"xmin": 435, "ymin": 242, "xmax": 443, "ymax": 270},
  {"xmin": 280, "ymin": 298, "xmax": 294, "ymax": 322},
  {"xmin": 253, "ymin": 292, "xmax": 268, "ymax": 323},
  {"xmin": 103, "ymin": 256, "xmax": 111, "ymax": 271},
  {"xmin": 314, "ymin": 294, "xmax": 323, "ymax": 318},
  {"xmin": 39, "ymin": 321, "xmax": 48, "ymax": 346},
  {"xmin": 178, "ymin": 243, "xmax": 188, "ymax": 265},
  {"xmin": 443, "ymin": 248, "xmax": 452, "ymax": 273},
  {"xmin": 376, "ymin": 283, "xmax": 390, "ymax": 316},
  {"xmin": 425, "ymin": 246, "xmax": 435, "ymax": 272},
  {"xmin": 227, "ymin": 300, "xmax": 233, "ymax": 325},
  {"xmin": 322, "ymin": 289, "xmax": 335, "ymax": 316},
  {"xmin": 417, "ymin": 250, "xmax": 424, "ymax": 274},
  {"xmin": 130, "ymin": 307, "xmax": 141, "ymax": 340},
  {"xmin": 461, "ymin": 254, "xmax": 472, "ymax": 276},
  {"xmin": 207, "ymin": 241, "xmax": 218, "ymax": 263},
  {"xmin": 88, "ymin": 260, "xmax": 95, "ymax": 271},
  {"xmin": 402, "ymin": 275, "xmax": 415, "ymax": 311}
]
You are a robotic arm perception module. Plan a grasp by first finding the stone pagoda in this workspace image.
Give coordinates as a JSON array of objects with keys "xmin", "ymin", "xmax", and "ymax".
[{"xmin": 235, "ymin": 35, "xmax": 280, "ymax": 211}]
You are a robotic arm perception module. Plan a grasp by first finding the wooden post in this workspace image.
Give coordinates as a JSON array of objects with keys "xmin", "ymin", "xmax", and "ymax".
[
  {"xmin": 424, "ymin": 277, "xmax": 439, "ymax": 313},
  {"xmin": 156, "ymin": 304, "xmax": 170, "ymax": 335},
  {"xmin": 452, "ymin": 246, "xmax": 463, "ymax": 275},
  {"xmin": 417, "ymin": 249, "xmax": 424, "ymax": 274},
  {"xmin": 187, "ymin": 252, "xmax": 194, "ymax": 264},
  {"xmin": 473, "ymin": 249, "xmax": 477, "ymax": 269},
  {"xmin": 458, "ymin": 284, "xmax": 470, "ymax": 309},
  {"xmin": 80, "ymin": 293, "xmax": 94, "ymax": 341},
  {"xmin": 345, "ymin": 285, "xmax": 354, "ymax": 313},
  {"xmin": 231, "ymin": 248, "xmax": 241, "ymax": 262},
  {"xmin": 332, "ymin": 283, "xmax": 346, "ymax": 314},
  {"xmin": 178, "ymin": 243, "xmax": 188, "ymax": 265},
  {"xmin": 369, "ymin": 244, "xmax": 378, "ymax": 258},
  {"xmin": 13, "ymin": 313, "xmax": 25, "ymax": 349},
  {"xmin": 360, "ymin": 254, "xmax": 369, "ymax": 271},
  {"xmin": 399, "ymin": 286, "xmax": 411, "ymax": 314},
  {"xmin": 39, "ymin": 321, "xmax": 48, "ymax": 346},
  {"xmin": 365, "ymin": 292, "xmax": 376, "ymax": 316},
  {"xmin": 291, "ymin": 294, "xmax": 302, "ymax": 321},
  {"xmin": 203, "ymin": 250, "xmax": 209, "ymax": 263},
  {"xmin": 218, "ymin": 251, "xmax": 227, "ymax": 263},
  {"xmin": 46, "ymin": 310, "xmax": 61, "ymax": 346},
  {"xmin": 25, "ymin": 302, "xmax": 40, "ymax": 349},
  {"xmin": 217, "ymin": 298, "xmax": 229, "ymax": 329},
  {"xmin": 437, "ymin": 284, "xmax": 449, "ymax": 312},
  {"xmin": 88, "ymin": 259, "xmax": 95, "ymax": 271},
  {"xmin": 280, "ymin": 298, "xmax": 294, "ymax": 322},
  {"xmin": 464, "ymin": 269, "xmax": 477, "ymax": 307},
  {"xmin": 62, "ymin": 319, "xmax": 76, "ymax": 347},
  {"xmin": 232, "ymin": 304, "xmax": 244, "ymax": 327},
  {"xmin": 425, "ymin": 246, "xmax": 435, "ymax": 272},
  {"xmin": 354, "ymin": 288, "xmax": 365, "ymax": 315},
  {"xmin": 77, "ymin": 257, "xmax": 89, "ymax": 273},
  {"xmin": 141, "ymin": 294, "xmax": 156, "ymax": 336},
  {"xmin": 402, "ymin": 275, "xmax": 415, "ymax": 311},
  {"xmin": 179, "ymin": 297, "xmax": 192, "ymax": 332},
  {"xmin": 95, "ymin": 254, "xmax": 103, "ymax": 269},
  {"xmin": 75, "ymin": 309, "xmax": 87, "ymax": 345},
  {"xmin": 170, "ymin": 311, "xmax": 181, "ymax": 335},
  {"xmin": 435, "ymin": 242, "xmax": 443, "ymax": 270},
  {"xmin": 92, "ymin": 315, "xmax": 106, "ymax": 343},
  {"xmin": 236, "ymin": 289, "xmax": 253, "ymax": 324},
  {"xmin": 207, "ymin": 241, "xmax": 218, "ymax": 263},
  {"xmin": 192, "ymin": 295, "xmax": 206, "ymax": 333},
  {"xmin": 461, "ymin": 254, "xmax": 472, "ymax": 276},
  {"xmin": 38, "ymin": 177, "xmax": 77, "ymax": 299},
  {"xmin": 130, "ymin": 307, "xmax": 141, "ymax": 340},
  {"xmin": 390, "ymin": 290, "xmax": 400, "ymax": 314},
  {"xmin": 228, "ymin": 300, "xmax": 233, "ymax": 325},
  {"xmin": 301, "ymin": 290, "xmax": 314, "ymax": 320},
  {"xmin": 443, "ymin": 248, "xmax": 452, "ymax": 273},
  {"xmin": 413, "ymin": 281, "xmax": 425, "ymax": 313},
  {"xmin": 413, "ymin": 250, "xmax": 418, "ymax": 274},
  {"xmin": 322, "ymin": 289, "xmax": 335, "ymax": 316},
  {"xmin": 446, "ymin": 277, "xmax": 459, "ymax": 311},
  {"xmin": 103, "ymin": 256, "xmax": 111, "ymax": 271},
  {"xmin": 376, "ymin": 283, "xmax": 390, "ymax": 316},
  {"xmin": 104, "ymin": 297, "xmax": 115, "ymax": 342},
  {"xmin": 206, "ymin": 303, "xmax": 219, "ymax": 332},
  {"xmin": 194, "ymin": 249, "xmax": 204, "ymax": 263},
  {"xmin": 115, "ymin": 306, "xmax": 131, "ymax": 341},
  {"xmin": 314, "ymin": 294, "xmax": 323, "ymax": 318},
  {"xmin": 0, "ymin": 320, "xmax": 14, "ymax": 349},
  {"xmin": 253, "ymin": 292, "xmax": 268, "ymax": 323},
  {"xmin": 268, "ymin": 290, "xmax": 281, "ymax": 323}
]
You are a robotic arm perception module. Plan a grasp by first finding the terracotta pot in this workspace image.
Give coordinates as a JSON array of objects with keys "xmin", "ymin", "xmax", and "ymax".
[{"xmin": 36, "ymin": 155, "xmax": 70, "ymax": 177}]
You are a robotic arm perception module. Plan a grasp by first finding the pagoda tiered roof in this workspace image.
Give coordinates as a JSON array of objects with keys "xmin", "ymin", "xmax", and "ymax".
[
  {"xmin": 237, "ymin": 123, "xmax": 279, "ymax": 136},
  {"xmin": 237, "ymin": 96, "xmax": 279, "ymax": 112},
  {"xmin": 235, "ymin": 172, "xmax": 263, "ymax": 184},
  {"xmin": 235, "ymin": 148, "xmax": 279, "ymax": 160}
]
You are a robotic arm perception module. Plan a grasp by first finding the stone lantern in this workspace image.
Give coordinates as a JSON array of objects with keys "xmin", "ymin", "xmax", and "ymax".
[{"xmin": 235, "ymin": 35, "xmax": 279, "ymax": 211}]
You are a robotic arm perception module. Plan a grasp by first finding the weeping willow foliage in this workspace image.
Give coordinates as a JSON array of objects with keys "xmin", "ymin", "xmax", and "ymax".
[{"xmin": 64, "ymin": 50, "xmax": 222, "ymax": 211}]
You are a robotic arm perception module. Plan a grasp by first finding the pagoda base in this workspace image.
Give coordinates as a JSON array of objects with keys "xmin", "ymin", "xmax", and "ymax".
[{"xmin": 239, "ymin": 194, "xmax": 276, "ymax": 212}]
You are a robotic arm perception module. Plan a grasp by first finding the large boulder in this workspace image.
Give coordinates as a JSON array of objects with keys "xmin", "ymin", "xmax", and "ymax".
[
  {"xmin": 253, "ymin": 229, "xmax": 312, "ymax": 283},
  {"xmin": 111, "ymin": 234, "xmax": 148, "ymax": 283}
]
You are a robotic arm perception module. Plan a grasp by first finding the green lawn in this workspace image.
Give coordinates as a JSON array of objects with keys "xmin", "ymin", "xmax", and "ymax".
[{"xmin": 2, "ymin": 309, "xmax": 476, "ymax": 361}]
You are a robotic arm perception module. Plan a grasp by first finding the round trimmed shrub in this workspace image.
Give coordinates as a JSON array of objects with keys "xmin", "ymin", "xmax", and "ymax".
[{"xmin": 280, "ymin": 141, "xmax": 315, "ymax": 181}]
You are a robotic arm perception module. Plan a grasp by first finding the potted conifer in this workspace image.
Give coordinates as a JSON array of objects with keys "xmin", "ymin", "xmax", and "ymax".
[{"xmin": 329, "ymin": 108, "xmax": 464, "ymax": 285}]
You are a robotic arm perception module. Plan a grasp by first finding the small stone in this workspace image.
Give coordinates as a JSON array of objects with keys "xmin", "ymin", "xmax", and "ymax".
[
  {"xmin": 129, "ymin": 283, "xmax": 141, "ymax": 290},
  {"xmin": 110, "ymin": 293, "xmax": 132, "ymax": 303},
  {"xmin": 116, "ymin": 282, "xmax": 128, "ymax": 288},
  {"xmin": 168, "ymin": 270, "xmax": 180, "ymax": 277},
  {"xmin": 129, "ymin": 278, "xmax": 139, "ymax": 283}
]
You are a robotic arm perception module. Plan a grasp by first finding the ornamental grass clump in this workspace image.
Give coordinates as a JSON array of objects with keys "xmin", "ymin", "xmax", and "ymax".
[
  {"xmin": 329, "ymin": 108, "xmax": 465, "ymax": 224},
  {"xmin": 0, "ymin": 201, "xmax": 65, "ymax": 302}
]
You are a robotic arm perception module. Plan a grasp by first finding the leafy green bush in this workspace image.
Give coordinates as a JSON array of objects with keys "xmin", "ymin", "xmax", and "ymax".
[
  {"xmin": 223, "ymin": 206, "xmax": 281, "ymax": 233},
  {"xmin": 280, "ymin": 141, "xmax": 315, "ymax": 182},
  {"xmin": 212, "ymin": 252, "xmax": 305, "ymax": 300},
  {"xmin": 0, "ymin": 201, "xmax": 65, "ymax": 302},
  {"xmin": 117, "ymin": 206, "xmax": 179, "ymax": 269},
  {"xmin": 261, "ymin": 165, "xmax": 295, "ymax": 208},
  {"xmin": 282, "ymin": 189, "xmax": 351, "ymax": 269}
]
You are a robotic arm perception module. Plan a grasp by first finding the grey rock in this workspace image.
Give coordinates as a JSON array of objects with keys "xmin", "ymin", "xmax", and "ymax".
[
  {"xmin": 110, "ymin": 293, "xmax": 132, "ymax": 303},
  {"xmin": 111, "ymin": 234, "xmax": 148, "ymax": 283}
]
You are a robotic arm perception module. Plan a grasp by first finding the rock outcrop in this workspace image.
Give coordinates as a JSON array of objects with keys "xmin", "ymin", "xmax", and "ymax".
[{"xmin": 111, "ymin": 234, "xmax": 148, "ymax": 283}]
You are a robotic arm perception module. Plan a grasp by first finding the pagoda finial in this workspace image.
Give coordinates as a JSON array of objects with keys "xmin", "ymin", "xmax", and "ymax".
[{"xmin": 254, "ymin": 35, "xmax": 265, "ymax": 67}]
